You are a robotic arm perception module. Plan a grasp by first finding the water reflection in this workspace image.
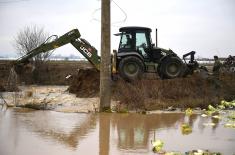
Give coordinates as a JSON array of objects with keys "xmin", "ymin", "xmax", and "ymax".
[
  {"xmin": 111, "ymin": 113, "xmax": 184, "ymax": 150},
  {"xmin": 34, "ymin": 114, "xmax": 97, "ymax": 148},
  {"xmin": 99, "ymin": 113, "xmax": 110, "ymax": 155},
  {"xmin": 0, "ymin": 109, "xmax": 234, "ymax": 155},
  {"xmin": 0, "ymin": 108, "xmax": 97, "ymax": 153}
]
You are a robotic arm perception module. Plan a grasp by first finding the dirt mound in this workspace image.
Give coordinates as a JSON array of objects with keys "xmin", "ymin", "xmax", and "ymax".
[{"xmin": 68, "ymin": 68, "xmax": 100, "ymax": 97}]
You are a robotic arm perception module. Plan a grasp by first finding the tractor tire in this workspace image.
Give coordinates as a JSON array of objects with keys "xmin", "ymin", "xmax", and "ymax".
[
  {"xmin": 118, "ymin": 56, "xmax": 144, "ymax": 81},
  {"xmin": 160, "ymin": 57, "xmax": 183, "ymax": 79}
]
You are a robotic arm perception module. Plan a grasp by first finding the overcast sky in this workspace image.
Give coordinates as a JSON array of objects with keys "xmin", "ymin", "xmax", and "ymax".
[{"xmin": 0, "ymin": 0, "xmax": 235, "ymax": 58}]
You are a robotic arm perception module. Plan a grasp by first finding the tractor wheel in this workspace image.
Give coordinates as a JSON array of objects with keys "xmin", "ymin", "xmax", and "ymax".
[
  {"xmin": 160, "ymin": 57, "xmax": 183, "ymax": 79},
  {"xmin": 118, "ymin": 56, "xmax": 144, "ymax": 81}
]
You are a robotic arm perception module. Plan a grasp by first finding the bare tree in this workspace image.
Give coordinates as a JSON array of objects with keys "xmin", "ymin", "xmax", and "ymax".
[{"xmin": 14, "ymin": 25, "xmax": 52, "ymax": 66}]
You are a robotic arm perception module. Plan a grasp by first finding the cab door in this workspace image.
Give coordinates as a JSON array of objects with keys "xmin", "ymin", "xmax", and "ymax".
[
  {"xmin": 118, "ymin": 32, "xmax": 134, "ymax": 53},
  {"xmin": 135, "ymin": 32, "xmax": 150, "ymax": 60}
]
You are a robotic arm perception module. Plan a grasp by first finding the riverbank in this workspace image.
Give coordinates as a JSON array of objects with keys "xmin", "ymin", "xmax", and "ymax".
[
  {"xmin": 1, "ymin": 83, "xmax": 234, "ymax": 113},
  {"xmin": 0, "ymin": 60, "xmax": 234, "ymax": 112},
  {"xmin": 68, "ymin": 69, "xmax": 235, "ymax": 111}
]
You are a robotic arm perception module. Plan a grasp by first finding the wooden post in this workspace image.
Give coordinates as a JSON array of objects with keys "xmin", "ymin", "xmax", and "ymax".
[{"xmin": 100, "ymin": 0, "xmax": 111, "ymax": 111}]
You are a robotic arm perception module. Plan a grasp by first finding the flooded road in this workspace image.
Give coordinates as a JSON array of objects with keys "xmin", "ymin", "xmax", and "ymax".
[{"xmin": 0, "ymin": 108, "xmax": 235, "ymax": 155}]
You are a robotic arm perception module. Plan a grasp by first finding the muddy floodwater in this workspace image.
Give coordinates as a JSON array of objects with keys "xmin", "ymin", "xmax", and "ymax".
[{"xmin": 0, "ymin": 108, "xmax": 235, "ymax": 155}]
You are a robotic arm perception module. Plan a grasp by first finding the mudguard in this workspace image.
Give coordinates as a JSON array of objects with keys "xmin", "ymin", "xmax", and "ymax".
[
  {"xmin": 116, "ymin": 52, "xmax": 146, "ymax": 72},
  {"xmin": 117, "ymin": 51, "xmax": 144, "ymax": 61}
]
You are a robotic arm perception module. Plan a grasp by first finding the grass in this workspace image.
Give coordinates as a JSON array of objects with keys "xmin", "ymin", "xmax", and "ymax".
[{"xmin": 112, "ymin": 73, "xmax": 235, "ymax": 111}]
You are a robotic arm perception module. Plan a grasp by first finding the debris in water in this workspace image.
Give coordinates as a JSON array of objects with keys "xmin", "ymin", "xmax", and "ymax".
[
  {"xmin": 165, "ymin": 106, "xmax": 176, "ymax": 111},
  {"xmin": 224, "ymin": 123, "xmax": 235, "ymax": 129},
  {"xmin": 203, "ymin": 123, "xmax": 216, "ymax": 126},
  {"xmin": 185, "ymin": 149, "xmax": 221, "ymax": 155},
  {"xmin": 212, "ymin": 115, "xmax": 221, "ymax": 119},
  {"xmin": 201, "ymin": 114, "xmax": 208, "ymax": 117},
  {"xmin": 65, "ymin": 74, "xmax": 72, "ymax": 79},
  {"xmin": 208, "ymin": 105, "xmax": 217, "ymax": 111},
  {"xmin": 151, "ymin": 139, "xmax": 164, "ymax": 153},
  {"xmin": 206, "ymin": 105, "xmax": 218, "ymax": 116},
  {"xmin": 165, "ymin": 152, "xmax": 182, "ymax": 155},
  {"xmin": 221, "ymin": 100, "xmax": 235, "ymax": 108},
  {"xmin": 181, "ymin": 123, "xmax": 192, "ymax": 135}
]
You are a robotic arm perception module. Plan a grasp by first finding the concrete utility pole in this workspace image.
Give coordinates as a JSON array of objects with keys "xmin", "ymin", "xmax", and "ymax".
[
  {"xmin": 100, "ymin": 0, "xmax": 111, "ymax": 111},
  {"xmin": 99, "ymin": 114, "xmax": 110, "ymax": 155}
]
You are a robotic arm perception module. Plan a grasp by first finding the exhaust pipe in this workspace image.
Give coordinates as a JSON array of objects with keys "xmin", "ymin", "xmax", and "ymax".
[{"xmin": 156, "ymin": 29, "xmax": 158, "ymax": 47}]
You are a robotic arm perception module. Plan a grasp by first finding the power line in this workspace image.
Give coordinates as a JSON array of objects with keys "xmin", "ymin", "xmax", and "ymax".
[
  {"xmin": 91, "ymin": 0, "xmax": 127, "ymax": 27},
  {"xmin": 111, "ymin": 0, "xmax": 127, "ymax": 25},
  {"xmin": 91, "ymin": 7, "xmax": 101, "ymax": 22}
]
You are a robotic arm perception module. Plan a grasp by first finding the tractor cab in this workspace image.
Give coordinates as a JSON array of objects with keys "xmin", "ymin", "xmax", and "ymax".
[{"xmin": 116, "ymin": 27, "xmax": 154, "ymax": 60}]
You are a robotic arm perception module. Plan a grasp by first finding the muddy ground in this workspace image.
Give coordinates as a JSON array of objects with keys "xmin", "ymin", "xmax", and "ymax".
[
  {"xmin": 68, "ymin": 68, "xmax": 235, "ymax": 110},
  {"xmin": 0, "ymin": 60, "xmax": 234, "ymax": 111}
]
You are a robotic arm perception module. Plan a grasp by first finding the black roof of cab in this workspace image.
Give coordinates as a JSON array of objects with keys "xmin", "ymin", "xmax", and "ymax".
[{"xmin": 119, "ymin": 26, "xmax": 152, "ymax": 32}]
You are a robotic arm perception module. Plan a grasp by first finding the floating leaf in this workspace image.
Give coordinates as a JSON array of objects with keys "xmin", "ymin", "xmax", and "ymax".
[
  {"xmin": 181, "ymin": 123, "xmax": 192, "ymax": 135},
  {"xmin": 205, "ymin": 105, "xmax": 220, "ymax": 116},
  {"xmin": 208, "ymin": 105, "xmax": 217, "ymax": 111},
  {"xmin": 221, "ymin": 100, "xmax": 229, "ymax": 106},
  {"xmin": 151, "ymin": 139, "xmax": 164, "ymax": 153},
  {"xmin": 217, "ymin": 104, "xmax": 225, "ymax": 110},
  {"xmin": 221, "ymin": 100, "xmax": 235, "ymax": 108}
]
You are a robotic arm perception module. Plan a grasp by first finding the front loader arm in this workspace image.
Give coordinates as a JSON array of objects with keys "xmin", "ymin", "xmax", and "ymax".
[
  {"xmin": 13, "ymin": 28, "xmax": 101, "ymax": 71},
  {"xmin": 71, "ymin": 39, "xmax": 100, "ymax": 70}
]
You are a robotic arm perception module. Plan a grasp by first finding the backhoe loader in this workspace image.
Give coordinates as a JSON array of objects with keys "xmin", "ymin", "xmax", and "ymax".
[{"xmin": 13, "ymin": 26, "xmax": 198, "ymax": 81}]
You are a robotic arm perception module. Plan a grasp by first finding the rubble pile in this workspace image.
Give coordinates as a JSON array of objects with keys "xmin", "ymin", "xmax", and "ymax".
[{"xmin": 68, "ymin": 68, "xmax": 100, "ymax": 97}]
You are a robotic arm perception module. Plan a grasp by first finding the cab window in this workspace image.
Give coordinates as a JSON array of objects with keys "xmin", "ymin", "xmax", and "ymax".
[
  {"xmin": 136, "ymin": 32, "xmax": 149, "ymax": 58},
  {"xmin": 119, "ymin": 33, "xmax": 133, "ymax": 49}
]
